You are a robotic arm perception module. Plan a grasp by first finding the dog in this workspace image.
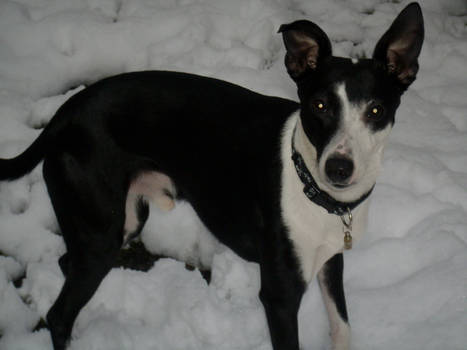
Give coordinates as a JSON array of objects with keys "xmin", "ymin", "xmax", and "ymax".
[{"xmin": 0, "ymin": 3, "xmax": 423, "ymax": 350}]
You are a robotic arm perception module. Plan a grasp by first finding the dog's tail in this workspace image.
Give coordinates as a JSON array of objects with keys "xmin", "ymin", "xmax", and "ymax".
[{"xmin": 0, "ymin": 130, "xmax": 49, "ymax": 181}]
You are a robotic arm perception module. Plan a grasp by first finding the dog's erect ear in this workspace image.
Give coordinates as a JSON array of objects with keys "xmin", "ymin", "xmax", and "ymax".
[
  {"xmin": 373, "ymin": 2, "xmax": 424, "ymax": 86},
  {"xmin": 278, "ymin": 20, "xmax": 332, "ymax": 81}
]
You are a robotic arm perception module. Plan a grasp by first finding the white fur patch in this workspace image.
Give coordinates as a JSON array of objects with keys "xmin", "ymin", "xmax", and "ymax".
[
  {"xmin": 280, "ymin": 113, "xmax": 370, "ymax": 283},
  {"xmin": 124, "ymin": 171, "xmax": 175, "ymax": 240}
]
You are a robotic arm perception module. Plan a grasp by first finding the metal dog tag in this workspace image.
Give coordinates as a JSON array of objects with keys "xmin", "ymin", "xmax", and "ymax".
[
  {"xmin": 343, "ymin": 230, "xmax": 353, "ymax": 250},
  {"xmin": 340, "ymin": 208, "xmax": 353, "ymax": 250}
]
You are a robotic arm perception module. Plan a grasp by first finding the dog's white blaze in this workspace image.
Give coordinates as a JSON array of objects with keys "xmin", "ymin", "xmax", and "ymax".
[
  {"xmin": 280, "ymin": 113, "xmax": 369, "ymax": 283},
  {"xmin": 318, "ymin": 269, "xmax": 350, "ymax": 350},
  {"xmin": 315, "ymin": 83, "xmax": 392, "ymax": 203}
]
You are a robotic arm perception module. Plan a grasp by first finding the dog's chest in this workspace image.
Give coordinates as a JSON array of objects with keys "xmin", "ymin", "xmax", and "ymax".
[{"xmin": 280, "ymin": 114, "xmax": 369, "ymax": 283}]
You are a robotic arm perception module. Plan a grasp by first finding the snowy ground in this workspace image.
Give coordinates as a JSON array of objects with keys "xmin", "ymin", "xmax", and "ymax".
[{"xmin": 0, "ymin": 0, "xmax": 466, "ymax": 349}]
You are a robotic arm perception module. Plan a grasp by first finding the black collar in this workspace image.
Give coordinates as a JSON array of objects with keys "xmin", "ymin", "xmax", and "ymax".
[{"xmin": 291, "ymin": 130, "xmax": 374, "ymax": 216}]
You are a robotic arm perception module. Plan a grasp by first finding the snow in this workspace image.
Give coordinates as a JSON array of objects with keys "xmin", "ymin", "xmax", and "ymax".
[{"xmin": 0, "ymin": 0, "xmax": 466, "ymax": 349}]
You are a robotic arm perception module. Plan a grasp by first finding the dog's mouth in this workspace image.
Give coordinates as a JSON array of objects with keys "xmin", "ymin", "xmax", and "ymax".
[
  {"xmin": 327, "ymin": 180, "xmax": 358, "ymax": 191},
  {"xmin": 332, "ymin": 183, "xmax": 351, "ymax": 189}
]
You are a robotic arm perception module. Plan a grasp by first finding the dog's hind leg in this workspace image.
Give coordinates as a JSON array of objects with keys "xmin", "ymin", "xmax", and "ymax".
[
  {"xmin": 318, "ymin": 253, "xmax": 350, "ymax": 350},
  {"xmin": 43, "ymin": 154, "xmax": 127, "ymax": 350},
  {"xmin": 47, "ymin": 242, "xmax": 121, "ymax": 350}
]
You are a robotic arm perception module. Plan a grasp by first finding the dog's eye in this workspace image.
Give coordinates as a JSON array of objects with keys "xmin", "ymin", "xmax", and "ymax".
[
  {"xmin": 312, "ymin": 100, "xmax": 327, "ymax": 113},
  {"xmin": 367, "ymin": 105, "xmax": 384, "ymax": 119}
]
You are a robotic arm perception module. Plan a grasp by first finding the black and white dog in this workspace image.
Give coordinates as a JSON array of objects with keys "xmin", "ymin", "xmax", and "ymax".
[{"xmin": 0, "ymin": 3, "xmax": 423, "ymax": 350}]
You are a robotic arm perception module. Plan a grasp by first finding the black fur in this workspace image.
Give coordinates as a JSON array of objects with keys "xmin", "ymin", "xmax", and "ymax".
[
  {"xmin": 297, "ymin": 56, "xmax": 402, "ymax": 148},
  {"xmin": 319, "ymin": 253, "xmax": 348, "ymax": 322}
]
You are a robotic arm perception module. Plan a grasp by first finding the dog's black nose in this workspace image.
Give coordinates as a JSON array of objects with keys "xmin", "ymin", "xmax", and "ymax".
[{"xmin": 325, "ymin": 157, "xmax": 354, "ymax": 185}]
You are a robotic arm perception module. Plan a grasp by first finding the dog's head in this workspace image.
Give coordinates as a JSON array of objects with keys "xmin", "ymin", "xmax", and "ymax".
[{"xmin": 279, "ymin": 2, "xmax": 424, "ymax": 202}]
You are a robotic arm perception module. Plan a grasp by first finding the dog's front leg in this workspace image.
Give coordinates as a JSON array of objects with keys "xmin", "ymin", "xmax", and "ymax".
[
  {"xmin": 318, "ymin": 253, "xmax": 350, "ymax": 350},
  {"xmin": 259, "ymin": 275, "xmax": 304, "ymax": 350},
  {"xmin": 259, "ymin": 238, "xmax": 306, "ymax": 350}
]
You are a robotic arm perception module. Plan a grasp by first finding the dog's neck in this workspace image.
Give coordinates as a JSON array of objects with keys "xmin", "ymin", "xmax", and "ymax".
[{"xmin": 291, "ymin": 118, "xmax": 374, "ymax": 210}]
